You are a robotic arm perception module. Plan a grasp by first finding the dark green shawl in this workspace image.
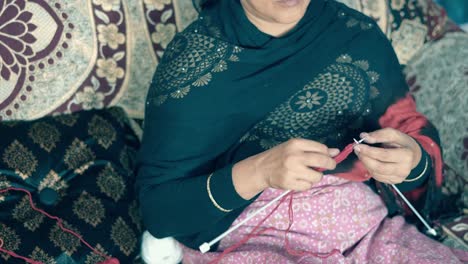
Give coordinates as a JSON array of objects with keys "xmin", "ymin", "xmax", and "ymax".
[{"xmin": 137, "ymin": 0, "xmax": 439, "ymax": 250}]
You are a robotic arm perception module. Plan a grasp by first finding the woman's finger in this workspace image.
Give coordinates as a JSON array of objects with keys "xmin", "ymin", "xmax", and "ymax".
[
  {"xmin": 355, "ymin": 144, "xmax": 410, "ymax": 163},
  {"xmin": 295, "ymin": 168, "xmax": 323, "ymax": 184},
  {"xmin": 286, "ymin": 138, "xmax": 338, "ymax": 156},
  {"xmin": 360, "ymin": 128, "xmax": 411, "ymax": 147},
  {"xmin": 301, "ymin": 152, "xmax": 337, "ymax": 171},
  {"xmin": 289, "ymin": 180, "xmax": 313, "ymax": 192},
  {"xmin": 355, "ymin": 149, "xmax": 407, "ymax": 177}
]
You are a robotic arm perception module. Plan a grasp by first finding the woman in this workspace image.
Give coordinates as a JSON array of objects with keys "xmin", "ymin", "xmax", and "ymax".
[{"xmin": 137, "ymin": 0, "xmax": 467, "ymax": 262}]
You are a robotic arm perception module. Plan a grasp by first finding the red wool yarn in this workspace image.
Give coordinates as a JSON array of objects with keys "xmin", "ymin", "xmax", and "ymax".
[
  {"xmin": 208, "ymin": 142, "xmax": 356, "ymax": 264},
  {"xmin": 0, "ymin": 187, "xmax": 119, "ymax": 264}
]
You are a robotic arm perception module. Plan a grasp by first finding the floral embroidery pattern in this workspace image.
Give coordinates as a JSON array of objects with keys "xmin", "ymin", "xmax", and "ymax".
[
  {"xmin": 97, "ymin": 58, "xmax": 125, "ymax": 84},
  {"xmin": 29, "ymin": 247, "xmax": 55, "ymax": 264},
  {"xmin": 85, "ymin": 244, "xmax": 108, "ymax": 264},
  {"xmin": 0, "ymin": 174, "xmax": 10, "ymax": 202},
  {"xmin": 28, "ymin": 122, "xmax": 61, "ymax": 152},
  {"xmin": 144, "ymin": 0, "xmax": 172, "ymax": 11},
  {"xmin": 12, "ymin": 196, "xmax": 45, "ymax": 231},
  {"xmin": 54, "ymin": 0, "xmax": 127, "ymax": 115},
  {"xmin": 97, "ymin": 24, "xmax": 125, "ymax": 50},
  {"xmin": 92, "ymin": 0, "xmax": 121, "ymax": 12},
  {"xmin": 2, "ymin": 140, "xmax": 38, "ymax": 179},
  {"xmin": 0, "ymin": 0, "xmax": 66, "ymax": 119},
  {"xmin": 88, "ymin": 115, "xmax": 117, "ymax": 149},
  {"xmin": 111, "ymin": 217, "xmax": 137, "ymax": 256},
  {"xmin": 73, "ymin": 191, "xmax": 106, "ymax": 227},
  {"xmin": 0, "ymin": 224, "xmax": 20, "ymax": 261},
  {"xmin": 38, "ymin": 170, "xmax": 68, "ymax": 200},
  {"xmin": 243, "ymin": 55, "xmax": 380, "ymax": 149},
  {"xmin": 97, "ymin": 164, "xmax": 126, "ymax": 202},
  {"xmin": 49, "ymin": 220, "xmax": 81, "ymax": 255},
  {"xmin": 63, "ymin": 138, "xmax": 96, "ymax": 171},
  {"xmin": 391, "ymin": 19, "xmax": 428, "ymax": 64},
  {"xmin": 152, "ymin": 23, "xmax": 177, "ymax": 49},
  {"xmin": 75, "ymin": 86, "xmax": 105, "ymax": 110},
  {"xmin": 0, "ymin": 0, "xmax": 37, "ymax": 81},
  {"xmin": 295, "ymin": 90, "xmax": 326, "ymax": 110}
]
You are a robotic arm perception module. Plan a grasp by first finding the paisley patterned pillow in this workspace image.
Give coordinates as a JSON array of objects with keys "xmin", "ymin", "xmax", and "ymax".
[
  {"xmin": 0, "ymin": 107, "xmax": 142, "ymax": 263},
  {"xmin": 336, "ymin": 0, "xmax": 460, "ymax": 65},
  {"xmin": 0, "ymin": 0, "xmax": 197, "ymax": 121}
]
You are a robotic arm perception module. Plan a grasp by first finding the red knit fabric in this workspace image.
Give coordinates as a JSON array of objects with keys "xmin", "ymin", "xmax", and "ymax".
[
  {"xmin": 377, "ymin": 94, "xmax": 443, "ymax": 202},
  {"xmin": 336, "ymin": 94, "xmax": 443, "ymax": 191}
]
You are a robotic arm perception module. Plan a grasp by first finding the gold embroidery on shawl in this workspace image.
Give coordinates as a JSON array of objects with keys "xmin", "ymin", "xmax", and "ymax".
[
  {"xmin": 170, "ymin": 86, "xmax": 191, "ymax": 98},
  {"xmin": 73, "ymin": 191, "xmax": 106, "ymax": 227},
  {"xmin": 64, "ymin": 138, "xmax": 96, "ymax": 171},
  {"xmin": 2, "ymin": 140, "xmax": 38, "ymax": 180},
  {"xmin": 244, "ymin": 54, "xmax": 381, "ymax": 150},
  {"xmin": 345, "ymin": 17, "xmax": 374, "ymax": 30},
  {"xmin": 28, "ymin": 122, "xmax": 61, "ymax": 153},
  {"xmin": 0, "ymin": 224, "xmax": 20, "ymax": 261},
  {"xmin": 88, "ymin": 115, "xmax": 117, "ymax": 149},
  {"xmin": 97, "ymin": 164, "xmax": 126, "ymax": 202},
  {"xmin": 111, "ymin": 217, "xmax": 137, "ymax": 256},
  {"xmin": 49, "ymin": 220, "xmax": 81, "ymax": 255},
  {"xmin": 12, "ymin": 196, "xmax": 45, "ymax": 231},
  {"xmin": 259, "ymin": 139, "xmax": 281, "ymax": 150},
  {"xmin": 150, "ymin": 26, "xmax": 243, "ymax": 106},
  {"xmin": 30, "ymin": 247, "xmax": 56, "ymax": 264}
]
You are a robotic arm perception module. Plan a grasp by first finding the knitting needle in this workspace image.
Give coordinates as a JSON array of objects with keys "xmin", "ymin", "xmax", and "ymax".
[
  {"xmin": 199, "ymin": 189, "xmax": 291, "ymax": 253},
  {"xmin": 354, "ymin": 137, "xmax": 437, "ymax": 236},
  {"xmin": 200, "ymin": 138, "xmax": 367, "ymax": 253},
  {"xmin": 390, "ymin": 184, "xmax": 437, "ymax": 236}
]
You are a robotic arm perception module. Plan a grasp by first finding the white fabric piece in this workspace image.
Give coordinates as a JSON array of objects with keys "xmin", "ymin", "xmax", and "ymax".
[{"xmin": 141, "ymin": 231, "xmax": 183, "ymax": 264}]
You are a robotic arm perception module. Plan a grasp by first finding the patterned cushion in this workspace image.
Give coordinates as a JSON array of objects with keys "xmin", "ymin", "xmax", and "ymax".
[
  {"xmin": 336, "ymin": 0, "xmax": 460, "ymax": 64},
  {"xmin": 404, "ymin": 32, "xmax": 468, "ymax": 210},
  {"xmin": 0, "ymin": 107, "xmax": 142, "ymax": 263},
  {"xmin": 0, "ymin": 0, "xmax": 197, "ymax": 121}
]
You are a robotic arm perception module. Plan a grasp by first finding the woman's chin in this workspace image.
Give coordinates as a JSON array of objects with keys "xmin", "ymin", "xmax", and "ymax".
[
  {"xmin": 275, "ymin": 0, "xmax": 302, "ymax": 7},
  {"xmin": 272, "ymin": 10, "xmax": 307, "ymax": 25},
  {"xmin": 272, "ymin": 0, "xmax": 309, "ymax": 23}
]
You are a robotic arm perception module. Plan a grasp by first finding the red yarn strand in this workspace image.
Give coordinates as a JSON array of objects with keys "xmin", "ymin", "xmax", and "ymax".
[
  {"xmin": 0, "ymin": 187, "xmax": 119, "ymax": 264},
  {"xmin": 208, "ymin": 143, "xmax": 356, "ymax": 263}
]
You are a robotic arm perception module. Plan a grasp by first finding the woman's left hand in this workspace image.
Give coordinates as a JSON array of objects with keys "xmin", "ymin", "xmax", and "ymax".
[{"xmin": 353, "ymin": 128, "xmax": 422, "ymax": 184}]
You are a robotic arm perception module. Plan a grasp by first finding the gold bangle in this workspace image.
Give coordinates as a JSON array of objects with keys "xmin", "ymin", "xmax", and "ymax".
[
  {"xmin": 404, "ymin": 156, "xmax": 429, "ymax": 182},
  {"xmin": 207, "ymin": 173, "xmax": 232, "ymax": 213}
]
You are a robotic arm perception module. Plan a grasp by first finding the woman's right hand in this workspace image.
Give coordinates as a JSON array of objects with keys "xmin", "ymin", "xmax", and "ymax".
[{"xmin": 233, "ymin": 138, "xmax": 339, "ymax": 200}]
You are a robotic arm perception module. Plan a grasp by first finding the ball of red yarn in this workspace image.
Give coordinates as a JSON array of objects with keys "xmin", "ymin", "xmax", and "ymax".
[{"xmin": 98, "ymin": 258, "xmax": 119, "ymax": 264}]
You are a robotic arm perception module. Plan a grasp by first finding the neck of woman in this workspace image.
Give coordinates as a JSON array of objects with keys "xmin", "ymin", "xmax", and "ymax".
[{"xmin": 240, "ymin": 4, "xmax": 299, "ymax": 37}]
